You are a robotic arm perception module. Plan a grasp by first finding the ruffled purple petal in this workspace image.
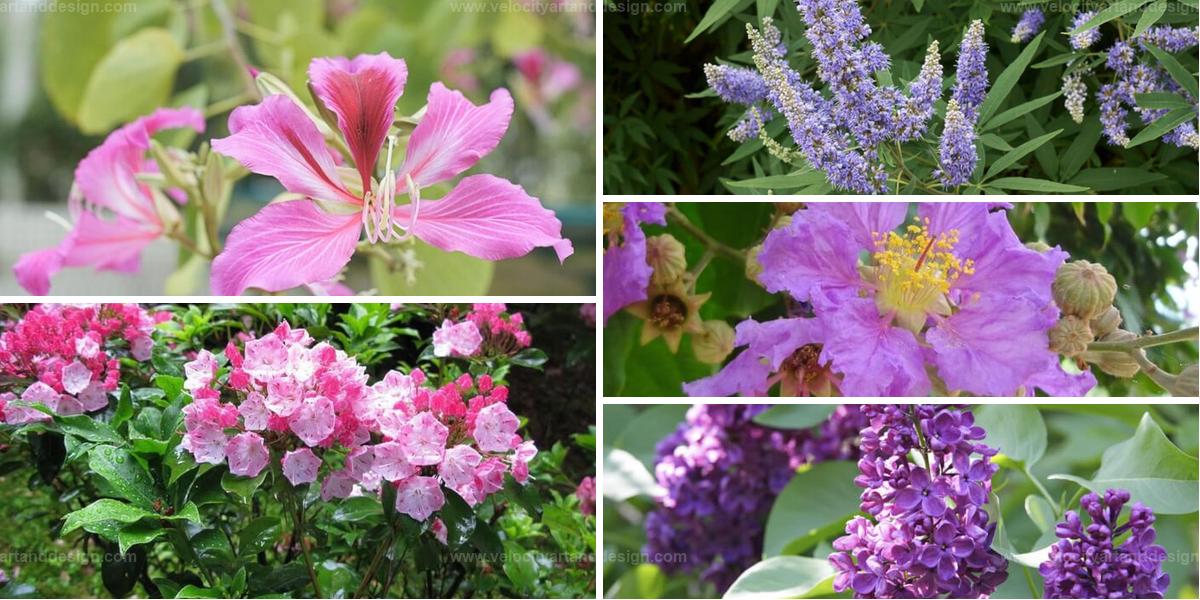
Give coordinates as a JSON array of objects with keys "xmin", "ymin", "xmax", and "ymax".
[
  {"xmin": 926, "ymin": 295, "xmax": 1058, "ymax": 396},
  {"xmin": 602, "ymin": 203, "xmax": 666, "ymax": 324},
  {"xmin": 1024, "ymin": 355, "xmax": 1098, "ymax": 396},
  {"xmin": 683, "ymin": 351, "xmax": 771, "ymax": 397},
  {"xmin": 759, "ymin": 209, "xmax": 867, "ymax": 302},
  {"xmin": 810, "ymin": 203, "xmax": 908, "ymax": 252},
  {"xmin": 952, "ymin": 211, "xmax": 1066, "ymax": 306},
  {"xmin": 918, "ymin": 202, "xmax": 992, "ymax": 258},
  {"xmin": 813, "ymin": 293, "xmax": 930, "ymax": 396},
  {"xmin": 683, "ymin": 317, "xmax": 822, "ymax": 397}
]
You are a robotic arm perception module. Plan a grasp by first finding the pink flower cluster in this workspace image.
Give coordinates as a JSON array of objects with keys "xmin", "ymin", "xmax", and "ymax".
[
  {"xmin": 0, "ymin": 304, "xmax": 161, "ymax": 425},
  {"xmin": 576, "ymin": 476, "xmax": 596, "ymax": 516},
  {"xmin": 432, "ymin": 303, "xmax": 533, "ymax": 359},
  {"xmin": 180, "ymin": 321, "xmax": 537, "ymax": 523}
]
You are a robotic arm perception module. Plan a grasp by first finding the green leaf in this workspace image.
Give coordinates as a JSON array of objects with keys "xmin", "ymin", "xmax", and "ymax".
[
  {"xmin": 723, "ymin": 556, "xmax": 835, "ymax": 599},
  {"xmin": 1144, "ymin": 43, "xmax": 1200, "ymax": 99},
  {"xmin": 1049, "ymin": 413, "xmax": 1199, "ymax": 514},
  {"xmin": 1126, "ymin": 107, "xmax": 1196, "ymax": 148},
  {"xmin": 603, "ymin": 448, "xmax": 661, "ymax": 502},
  {"xmin": 685, "ymin": 0, "xmax": 741, "ymax": 43},
  {"xmin": 77, "ymin": 28, "xmax": 183, "ymax": 134},
  {"xmin": 723, "ymin": 170, "xmax": 827, "ymax": 191},
  {"xmin": 1024, "ymin": 494, "xmax": 1056, "ymax": 533},
  {"xmin": 1134, "ymin": 92, "xmax": 1193, "ymax": 110},
  {"xmin": 1070, "ymin": 0, "xmax": 1152, "ymax": 34},
  {"xmin": 155, "ymin": 374, "xmax": 185, "ymax": 402},
  {"xmin": 986, "ymin": 177, "xmax": 1088, "ymax": 193},
  {"xmin": 39, "ymin": 0, "xmax": 117, "ymax": 124},
  {"xmin": 55, "ymin": 414, "xmax": 124, "ymax": 445},
  {"xmin": 983, "ymin": 129, "xmax": 1061, "ymax": 179},
  {"xmin": 752, "ymin": 405, "xmax": 836, "ymax": 430},
  {"xmin": 332, "ymin": 496, "xmax": 383, "ymax": 523},
  {"xmin": 977, "ymin": 133, "xmax": 1014, "ymax": 151},
  {"xmin": 221, "ymin": 469, "xmax": 267, "ymax": 502},
  {"xmin": 62, "ymin": 499, "xmax": 154, "ymax": 535},
  {"xmin": 612, "ymin": 404, "xmax": 690, "ymax": 471},
  {"xmin": 502, "ymin": 540, "xmax": 537, "ymax": 589},
  {"xmin": 175, "ymin": 585, "xmax": 222, "ymax": 598},
  {"xmin": 1068, "ymin": 167, "xmax": 1167, "ymax": 191},
  {"xmin": 1124, "ymin": 203, "xmax": 1160, "ymax": 231},
  {"xmin": 238, "ymin": 516, "xmax": 282, "ymax": 556},
  {"xmin": 757, "ymin": 0, "xmax": 779, "ymax": 19},
  {"xmin": 248, "ymin": 563, "xmax": 310, "ymax": 596},
  {"xmin": 439, "ymin": 489, "xmax": 477, "ymax": 549},
  {"xmin": 1132, "ymin": 0, "xmax": 1168, "ymax": 38},
  {"xmin": 1060, "ymin": 116, "xmax": 1102, "ymax": 180},
  {"xmin": 117, "ymin": 520, "xmax": 168, "ymax": 554},
  {"xmin": 977, "ymin": 32, "xmax": 1044, "ymax": 126},
  {"xmin": 612, "ymin": 564, "xmax": 665, "ymax": 599},
  {"xmin": 112, "ymin": 385, "xmax": 134, "ymax": 431},
  {"xmin": 976, "ymin": 404, "xmax": 1047, "ymax": 467},
  {"xmin": 89, "ymin": 445, "xmax": 161, "ymax": 509},
  {"xmin": 369, "ymin": 239, "xmax": 494, "ymax": 294},
  {"xmin": 983, "ymin": 91, "xmax": 1062, "ymax": 131},
  {"xmin": 763, "ymin": 461, "xmax": 862, "ymax": 557},
  {"xmin": 511, "ymin": 347, "xmax": 549, "ymax": 370}
]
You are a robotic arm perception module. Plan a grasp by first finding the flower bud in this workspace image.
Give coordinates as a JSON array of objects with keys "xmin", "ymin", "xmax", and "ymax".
[
  {"xmin": 1052, "ymin": 260, "xmax": 1117, "ymax": 320},
  {"xmin": 1080, "ymin": 330, "xmax": 1140, "ymax": 378},
  {"xmin": 1171, "ymin": 364, "xmax": 1198, "ymax": 397},
  {"xmin": 745, "ymin": 243, "xmax": 764, "ymax": 286},
  {"xmin": 1048, "ymin": 315, "xmax": 1093, "ymax": 357},
  {"xmin": 1024, "ymin": 241, "xmax": 1052, "ymax": 253},
  {"xmin": 645, "ymin": 234, "xmax": 687, "ymax": 285},
  {"xmin": 1089, "ymin": 306, "xmax": 1123, "ymax": 338},
  {"xmin": 693, "ymin": 320, "xmax": 735, "ymax": 365}
]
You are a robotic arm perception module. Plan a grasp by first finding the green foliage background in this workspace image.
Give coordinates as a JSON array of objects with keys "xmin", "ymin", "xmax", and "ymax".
[
  {"xmin": 602, "ymin": 403, "xmax": 1200, "ymax": 599},
  {"xmin": 603, "ymin": 0, "xmax": 1200, "ymax": 194},
  {"xmin": 603, "ymin": 201, "xmax": 1200, "ymax": 396}
]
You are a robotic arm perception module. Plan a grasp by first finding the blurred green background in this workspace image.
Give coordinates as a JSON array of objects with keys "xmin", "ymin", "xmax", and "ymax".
[
  {"xmin": 604, "ymin": 202, "xmax": 1200, "ymax": 396},
  {"xmin": 0, "ymin": 0, "xmax": 596, "ymax": 295},
  {"xmin": 602, "ymin": 403, "xmax": 1200, "ymax": 599}
]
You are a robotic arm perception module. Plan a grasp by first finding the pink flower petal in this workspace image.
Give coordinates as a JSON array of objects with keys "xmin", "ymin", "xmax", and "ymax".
[
  {"xmin": 393, "ymin": 174, "xmax": 572, "ymax": 262},
  {"xmin": 226, "ymin": 432, "xmax": 270, "ymax": 477},
  {"xmin": 60, "ymin": 211, "xmax": 162, "ymax": 273},
  {"xmin": 239, "ymin": 392, "xmax": 270, "ymax": 431},
  {"xmin": 473, "ymin": 403, "xmax": 519, "ymax": 452},
  {"xmin": 397, "ymin": 83, "xmax": 513, "ymax": 187},
  {"xmin": 210, "ymin": 199, "xmax": 361, "ymax": 295},
  {"xmin": 439, "ymin": 444, "xmax": 482, "ymax": 489},
  {"xmin": 78, "ymin": 382, "xmax": 110, "ymax": 412},
  {"xmin": 372, "ymin": 441, "xmax": 418, "ymax": 482},
  {"xmin": 399, "ymin": 411, "xmax": 449, "ymax": 466},
  {"xmin": 61, "ymin": 360, "xmax": 93, "ymax": 395},
  {"xmin": 12, "ymin": 247, "xmax": 65, "ymax": 296},
  {"xmin": 309, "ymin": 53, "xmax": 408, "ymax": 193},
  {"xmin": 431, "ymin": 319, "xmax": 482, "ymax": 357},
  {"xmin": 211, "ymin": 95, "xmax": 358, "ymax": 205},
  {"xmin": 394, "ymin": 475, "xmax": 445, "ymax": 521},
  {"xmin": 282, "ymin": 448, "xmax": 321, "ymax": 485},
  {"xmin": 289, "ymin": 396, "xmax": 336, "ymax": 446},
  {"xmin": 182, "ymin": 424, "xmax": 229, "ymax": 465},
  {"xmin": 321, "ymin": 469, "xmax": 356, "ymax": 500}
]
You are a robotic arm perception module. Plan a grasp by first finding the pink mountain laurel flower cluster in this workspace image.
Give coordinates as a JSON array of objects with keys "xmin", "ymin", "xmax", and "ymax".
[
  {"xmin": 12, "ymin": 108, "xmax": 205, "ymax": 295},
  {"xmin": 1, "ymin": 304, "xmax": 161, "ymax": 424},
  {"xmin": 178, "ymin": 321, "xmax": 536, "ymax": 523},
  {"xmin": 465, "ymin": 303, "xmax": 533, "ymax": 354},
  {"xmin": 686, "ymin": 203, "xmax": 1097, "ymax": 397},
  {"xmin": 208, "ymin": 52, "xmax": 572, "ymax": 295},
  {"xmin": 432, "ymin": 319, "xmax": 483, "ymax": 357}
]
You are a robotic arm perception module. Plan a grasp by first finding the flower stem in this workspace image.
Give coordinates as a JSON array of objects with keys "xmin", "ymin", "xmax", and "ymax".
[
  {"xmin": 665, "ymin": 205, "xmax": 745, "ymax": 262},
  {"xmin": 1023, "ymin": 463, "xmax": 1060, "ymax": 515},
  {"xmin": 210, "ymin": 0, "xmax": 260, "ymax": 101},
  {"xmin": 1085, "ymin": 326, "xmax": 1198, "ymax": 352}
]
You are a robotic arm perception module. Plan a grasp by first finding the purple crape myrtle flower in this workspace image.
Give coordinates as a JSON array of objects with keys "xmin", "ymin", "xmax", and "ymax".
[
  {"xmin": 952, "ymin": 20, "xmax": 989, "ymax": 122},
  {"xmin": 934, "ymin": 100, "xmax": 978, "ymax": 187},
  {"xmin": 683, "ymin": 316, "xmax": 840, "ymax": 397},
  {"xmin": 1011, "ymin": 8, "xmax": 1045, "ymax": 43},
  {"xmin": 1069, "ymin": 12, "xmax": 1101, "ymax": 50},
  {"xmin": 644, "ymin": 404, "xmax": 867, "ymax": 594},
  {"xmin": 1040, "ymin": 489, "xmax": 1170, "ymax": 598},
  {"xmin": 603, "ymin": 202, "xmax": 666, "ymax": 324},
  {"xmin": 830, "ymin": 405, "xmax": 1008, "ymax": 599},
  {"xmin": 721, "ymin": 203, "xmax": 1097, "ymax": 397}
]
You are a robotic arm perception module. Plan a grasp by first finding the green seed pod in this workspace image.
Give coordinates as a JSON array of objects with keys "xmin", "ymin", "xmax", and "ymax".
[
  {"xmin": 745, "ymin": 243, "xmax": 765, "ymax": 286},
  {"xmin": 1170, "ymin": 364, "xmax": 1198, "ymax": 397},
  {"xmin": 1048, "ymin": 315, "xmax": 1093, "ymax": 357},
  {"xmin": 646, "ymin": 234, "xmax": 688, "ymax": 285},
  {"xmin": 1052, "ymin": 260, "xmax": 1118, "ymax": 320},
  {"xmin": 1089, "ymin": 306, "xmax": 1123, "ymax": 338},
  {"xmin": 1080, "ymin": 330, "xmax": 1140, "ymax": 378},
  {"xmin": 693, "ymin": 319, "xmax": 736, "ymax": 365}
]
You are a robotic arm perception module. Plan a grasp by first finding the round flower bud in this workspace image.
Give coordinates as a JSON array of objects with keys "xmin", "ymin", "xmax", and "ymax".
[
  {"xmin": 1024, "ymin": 240, "xmax": 1052, "ymax": 253},
  {"xmin": 693, "ymin": 320, "xmax": 735, "ymax": 365},
  {"xmin": 645, "ymin": 234, "xmax": 687, "ymax": 285},
  {"xmin": 1171, "ymin": 364, "xmax": 1198, "ymax": 397},
  {"xmin": 1052, "ymin": 260, "xmax": 1117, "ymax": 320},
  {"xmin": 1080, "ymin": 330, "xmax": 1140, "ymax": 378},
  {"xmin": 1089, "ymin": 306, "xmax": 1123, "ymax": 338},
  {"xmin": 745, "ymin": 243, "xmax": 765, "ymax": 286},
  {"xmin": 1048, "ymin": 315, "xmax": 1093, "ymax": 357}
]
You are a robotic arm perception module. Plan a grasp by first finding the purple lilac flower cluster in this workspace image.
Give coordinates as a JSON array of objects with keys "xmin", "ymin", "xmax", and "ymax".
[
  {"xmin": 1011, "ymin": 8, "xmax": 1045, "ymax": 43},
  {"xmin": 1067, "ymin": 18, "xmax": 1200, "ymax": 149},
  {"xmin": 644, "ymin": 404, "xmax": 868, "ymax": 593},
  {"xmin": 686, "ymin": 203, "xmax": 1096, "ymax": 397},
  {"xmin": 705, "ymin": 0, "xmax": 977, "ymax": 194},
  {"xmin": 1040, "ymin": 489, "xmax": 1170, "ymax": 598},
  {"xmin": 830, "ymin": 405, "xmax": 1008, "ymax": 598},
  {"xmin": 602, "ymin": 202, "xmax": 666, "ymax": 324},
  {"xmin": 936, "ymin": 20, "xmax": 988, "ymax": 187}
]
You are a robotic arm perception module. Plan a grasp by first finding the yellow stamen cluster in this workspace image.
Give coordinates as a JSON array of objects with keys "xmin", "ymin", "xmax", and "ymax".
[
  {"xmin": 871, "ymin": 217, "xmax": 976, "ymax": 331},
  {"xmin": 603, "ymin": 203, "xmax": 624, "ymax": 237}
]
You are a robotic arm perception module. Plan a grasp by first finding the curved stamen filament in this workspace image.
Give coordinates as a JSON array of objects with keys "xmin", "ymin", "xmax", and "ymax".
[{"xmin": 362, "ymin": 135, "xmax": 410, "ymax": 244}]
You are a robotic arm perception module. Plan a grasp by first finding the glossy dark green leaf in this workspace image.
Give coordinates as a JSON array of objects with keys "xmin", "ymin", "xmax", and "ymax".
[
  {"xmin": 89, "ymin": 445, "xmax": 160, "ymax": 509},
  {"xmin": 977, "ymin": 32, "xmax": 1044, "ymax": 126},
  {"xmin": 439, "ymin": 488, "xmax": 477, "ymax": 548},
  {"xmin": 723, "ymin": 556, "xmax": 835, "ymax": 599},
  {"xmin": 752, "ymin": 405, "xmax": 836, "ymax": 430}
]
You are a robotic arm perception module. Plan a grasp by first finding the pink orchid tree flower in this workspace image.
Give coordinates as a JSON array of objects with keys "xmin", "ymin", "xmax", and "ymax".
[
  {"xmin": 209, "ymin": 52, "xmax": 573, "ymax": 295},
  {"xmin": 12, "ymin": 108, "xmax": 205, "ymax": 295}
]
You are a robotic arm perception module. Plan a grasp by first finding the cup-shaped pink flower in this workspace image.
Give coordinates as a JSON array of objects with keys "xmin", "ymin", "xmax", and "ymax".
[
  {"xmin": 239, "ymin": 392, "xmax": 270, "ymax": 431},
  {"xmin": 395, "ymin": 475, "xmax": 445, "ymax": 521},
  {"xmin": 12, "ymin": 108, "xmax": 205, "ymax": 295},
  {"xmin": 473, "ymin": 403, "xmax": 519, "ymax": 452},
  {"xmin": 61, "ymin": 360, "xmax": 93, "ymax": 395},
  {"xmin": 373, "ymin": 441, "xmax": 418, "ymax": 482},
  {"xmin": 182, "ymin": 424, "xmax": 230, "ymax": 465},
  {"xmin": 227, "ymin": 432, "xmax": 269, "ymax": 478},
  {"xmin": 184, "ymin": 350, "xmax": 218, "ymax": 392},
  {"xmin": 290, "ymin": 396, "xmax": 336, "ymax": 446},
  {"xmin": 432, "ymin": 319, "xmax": 483, "ymax": 357},
  {"xmin": 321, "ymin": 469, "xmax": 356, "ymax": 500},
  {"xmin": 474, "ymin": 457, "xmax": 507, "ymax": 495},
  {"xmin": 440, "ymin": 444, "xmax": 483, "ymax": 490},
  {"xmin": 400, "ymin": 411, "xmax": 449, "ymax": 465},
  {"xmin": 282, "ymin": 447, "xmax": 322, "ymax": 485},
  {"xmin": 208, "ymin": 52, "xmax": 573, "ymax": 295},
  {"xmin": 78, "ymin": 383, "xmax": 109, "ymax": 412}
]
